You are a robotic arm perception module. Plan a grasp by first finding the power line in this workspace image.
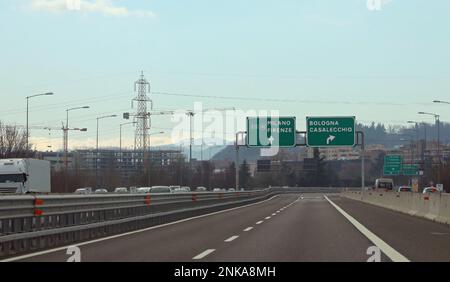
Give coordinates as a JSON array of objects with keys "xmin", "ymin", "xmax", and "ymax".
[{"xmin": 151, "ymin": 91, "xmax": 435, "ymax": 106}]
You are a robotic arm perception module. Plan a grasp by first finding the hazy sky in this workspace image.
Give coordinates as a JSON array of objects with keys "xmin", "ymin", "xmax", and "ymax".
[{"xmin": 1, "ymin": 0, "xmax": 450, "ymax": 151}]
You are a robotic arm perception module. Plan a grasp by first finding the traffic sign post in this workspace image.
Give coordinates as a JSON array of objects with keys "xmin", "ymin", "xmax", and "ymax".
[
  {"xmin": 306, "ymin": 116, "xmax": 356, "ymax": 147},
  {"xmin": 383, "ymin": 155, "xmax": 402, "ymax": 176},
  {"xmin": 246, "ymin": 117, "xmax": 296, "ymax": 148}
]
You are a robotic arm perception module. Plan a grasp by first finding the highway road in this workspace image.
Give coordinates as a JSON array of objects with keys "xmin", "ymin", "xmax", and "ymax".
[{"xmin": 8, "ymin": 193, "xmax": 450, "ymax": 262}]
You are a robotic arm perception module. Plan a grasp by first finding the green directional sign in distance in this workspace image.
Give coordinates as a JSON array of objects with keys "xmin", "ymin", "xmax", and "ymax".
[
  {"xmin": 402, "ymin": 164, "xmax": 419, "ymax": 176},
  {"xmin": 306, "ymin": 116, "xmax": 356, "ymax": 147},
  {"xmin": 383, "ymin": 155, "xmax": 402, "ymax": 176},
  {"xmin": 246, "ymin": 116, "xmax": 296, "ymax": 148}
]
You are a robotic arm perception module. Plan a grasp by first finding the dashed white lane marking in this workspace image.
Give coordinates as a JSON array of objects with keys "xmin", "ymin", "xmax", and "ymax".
[
  {"xmin": 225, "ymin": 235, "xmax": 239, "ymax": 242},
  {"xmin": 324, "ymin": 196, "xmax": 409, "ymax": 262},
  {"xmin": 193, "ymin": 249, "xmax": 216, "ymax": 260},
  {"xmin": 265, "ymin": 216, "xmax": 271, "ymax": 220},
  {"xmin": 244, "ymin": 227, "xmax": 254, "ymax": 232},
  {"xmin": 272, "ymin": 213, "xmax": 276, "ymax": 216},
  {"xmin": 2, "ymin": 195, "xmax": 281, "ymax": 262},
  {"xmin": 256, "ymin": 221, "xmax": 263, "ymax": 225}
]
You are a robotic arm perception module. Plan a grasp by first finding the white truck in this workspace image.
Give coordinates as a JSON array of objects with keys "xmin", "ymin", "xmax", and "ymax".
[{"xmin": 0, "ymin": 159, "xmax": 51, "ymax": 194}]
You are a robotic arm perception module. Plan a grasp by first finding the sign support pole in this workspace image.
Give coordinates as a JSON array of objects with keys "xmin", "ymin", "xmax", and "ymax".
[
  {"xmin": 356, "ymin": 131, "xmax": 365, "ymax": 193},
  {"xmin": 235, "ymin": 131, "xmax": 246, "ymax": 190},
  {"xmin": 235, "ymin": 143, "xmax": 239, "ymax": 190}
]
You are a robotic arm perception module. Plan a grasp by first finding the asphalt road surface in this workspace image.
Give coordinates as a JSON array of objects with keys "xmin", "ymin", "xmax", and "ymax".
[{"xmin": 9, "ymin": 193, "xmax": 450, "ymax": 262}]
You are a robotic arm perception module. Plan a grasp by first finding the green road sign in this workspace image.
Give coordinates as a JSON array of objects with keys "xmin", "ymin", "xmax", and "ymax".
[
  {"xmin": 246, "ymin": 116, "xmax": 296, "ymax": 148},
  {"xmin": 383, "ymin": 155, "xmax": 402, "ymax": 176},
  {"xmin": 306, "ymin": 116, "xmax": 356, "ymax": 147},
  {"xmin": 402, "ymin": 164, "xmax": 419, "ymax": 176}
]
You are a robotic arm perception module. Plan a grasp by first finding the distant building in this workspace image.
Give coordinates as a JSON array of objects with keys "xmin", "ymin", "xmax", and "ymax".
[
  {"xmin": 42, "ymin": 148, "xmax": 185, "ymax": 175},
  {"xmin": 41, "ymin": 151, "xmax": 74, "ymax": 171}
]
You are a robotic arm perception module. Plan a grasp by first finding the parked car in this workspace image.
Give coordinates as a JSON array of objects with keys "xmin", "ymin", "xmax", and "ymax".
[
  {"xmin": 196, "ymin": 186, "xmax": 207, "ymax": 192},
  {"xmin": 74, "ymin": 187, "xmax": 92, "ymax": 195},
  {"xmin": 397, "ymin": 186, "xmax": 412, "ymax": 192},
  {"xmin": 114, "ymin": 187, "xmax": 129, "ymax": 194},
  {"xmin": 423, "ymin": 187, "xmax": 438, "ymax": 194},
  {"xmin": 94, "ymin": 189, "xmax": 108, "ymax": 194},
  {"xmin": 136, "ymin": 187, "xmax": 151, "ymax": 194},
  {"xmin": 150, "ymin": 186, "xmax": 172, "ymax": 194},
  {"xmin": 172, "ymin": 186, "xmax": 190, "ymax": 193}
]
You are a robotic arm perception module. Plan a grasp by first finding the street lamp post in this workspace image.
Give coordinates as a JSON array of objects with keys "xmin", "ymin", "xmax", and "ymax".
[
  {"xmin": 25, "ymin": 92, "xmax": 54, "ymax": 156},
  {"xmin": 96, "ymin": 115, "xmax": 117, "ymax": 188},
  {"xmin": 433, "ymin": 100, "xmax": 450, "ymax": 188},
  {"xmin": 418, "ymin": 111, "xmax": 441, "ymax": 184},
  {"xmin": 65, "ymin": 106, "xmax": 90, "ymax": 171},
  {"xmin": 63, "ymin": 127, "xmax": 88, "ymax": 192},
  {"xmin": 186, "ymin": 107, "xmax": 235, "ymax": 187}
]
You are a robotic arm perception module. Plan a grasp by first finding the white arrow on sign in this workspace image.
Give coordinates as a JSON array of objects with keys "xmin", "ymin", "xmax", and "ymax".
[
  {"xmin": 268, "ymin": 136, "xmax": 275, "ymax": 145},
  {"xmin": 326, "ymin": 135, "xmax": 336, "ymax": 145}
]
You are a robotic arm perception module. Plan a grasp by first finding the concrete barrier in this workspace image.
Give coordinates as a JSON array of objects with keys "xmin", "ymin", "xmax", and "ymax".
[
  {"xmin": 341, "ymin": 190, "xmax": 450, "ymax": 226},
  {"xmin": 437, "ymin": 194, "xmax": 450, "ymax": 225}
]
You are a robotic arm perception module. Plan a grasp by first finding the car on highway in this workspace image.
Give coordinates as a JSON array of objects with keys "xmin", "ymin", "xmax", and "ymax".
[
  {"xmin": 397, "ymin": 186, "xmax": 412, "ymax": 192},
  {"xmin": 114, "ymin": 187, "xmax": 129, "ymax": 194},
  {"xmin": 74, "ymin": 187, "xmax": 92, "ymax": 195},
  {"xmin": 228, "ymin": 188, "xmax": 236, "ymax": 192},
  {"xmin": 213, "ymin": 188, "xmax": 222, "ymax": 192},
  {"xmin": 196, "ymin": 186, "xmax": 207, "ymax": 192},
  {"xmin": 423, "ymin": 187, "xmax": 438, "ymax": 194},
  {"xmin": 374, "ymin": 178, "xmax": 394, "ymax": 191},
  {"xmin": 94, "ymin": 189, "xmax": 108, "ymax": 194},
  {"xmin": 181, "ymin": 186, "xmax": 191, "ymax": 192},
  {"xmin": 136, "ymin": 187, "xmax": 151, "ymax": 194},
  {"xmin": 172, "ymin": 187, "xmax": 190, "ymax": 193},
  {"xmin": 149, "ymin": 186, "xmax": 172, "ymax": 194}
]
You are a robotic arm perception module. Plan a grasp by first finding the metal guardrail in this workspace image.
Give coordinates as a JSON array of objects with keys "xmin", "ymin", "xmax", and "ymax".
[{"xmin": 0, "ymin": 187, "xmax": 344, "ymax": 259}]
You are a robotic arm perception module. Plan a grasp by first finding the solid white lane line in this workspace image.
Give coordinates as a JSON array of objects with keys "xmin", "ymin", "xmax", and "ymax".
[
  {"xmin": 256, "ymin": 221, "xmax": 263, "ymax": 225},
  {"xmin": 1, "ymin": 195, "xmax": 281, "ymax": 262},
  {"xmin": 225, "ymin": 235, "xmax": 239, "ymax": 242},
  {"xmin": 193, "ymin": 249, "xmax": 216, "ymax": 260},
  {"xmin": 244, "ymin": 227, "xmax": 254, "ymax": 232},
  {"xmin": 324, "ymin": 196, "xmax": 410, "ymax": 262}
]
